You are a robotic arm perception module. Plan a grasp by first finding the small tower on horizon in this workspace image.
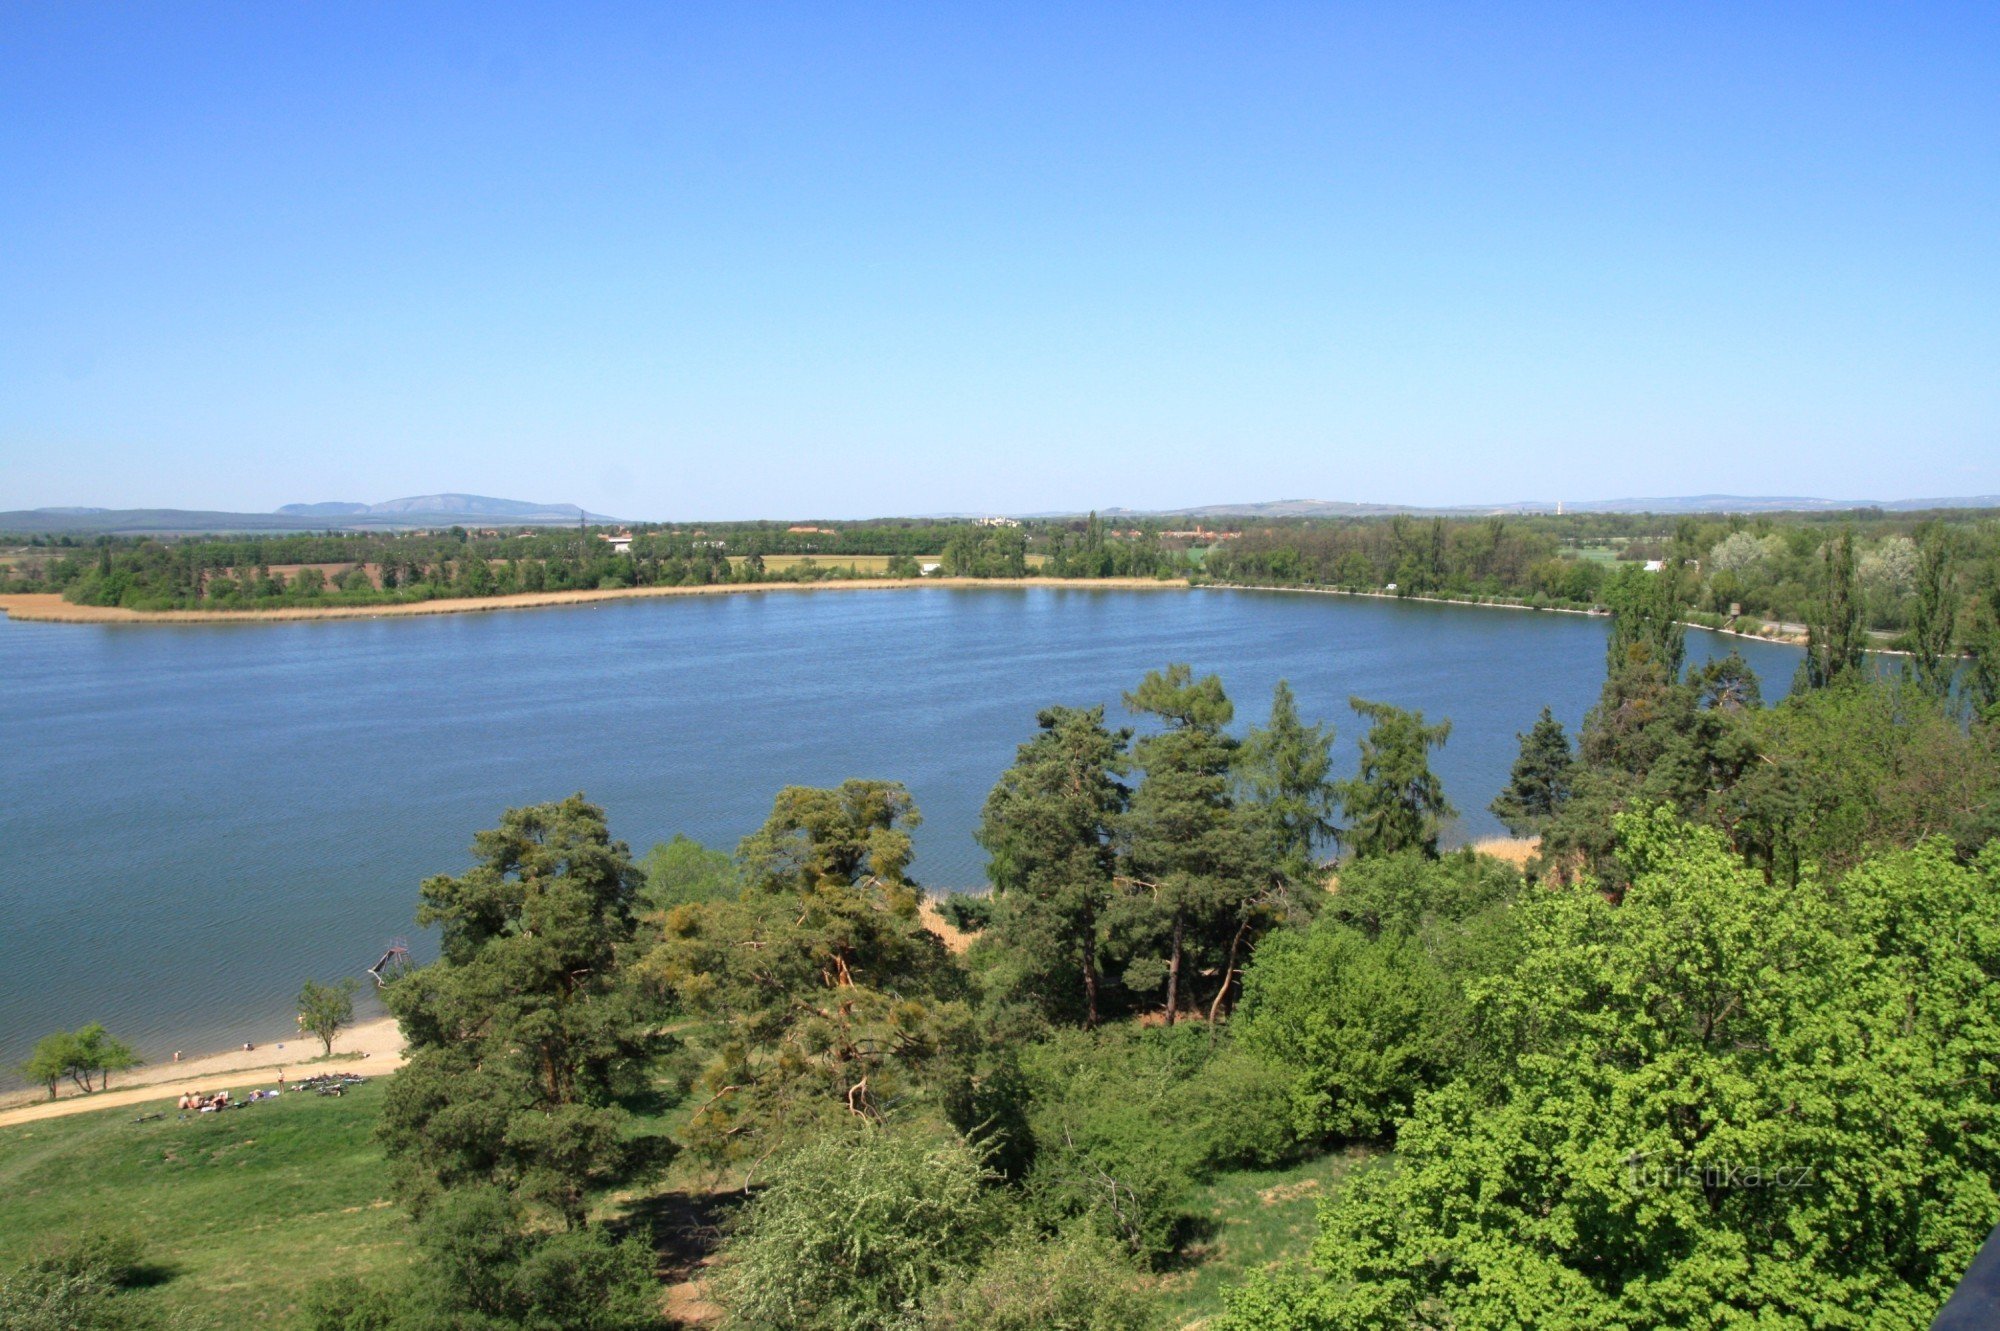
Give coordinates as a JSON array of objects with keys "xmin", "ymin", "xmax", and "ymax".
[{"xmin": 1556, "ymin": 499, "xmax": 1565, "ymax": 516}]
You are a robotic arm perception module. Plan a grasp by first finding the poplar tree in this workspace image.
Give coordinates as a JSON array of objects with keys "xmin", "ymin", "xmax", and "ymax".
[
  {"xmin": 1908, "ymin": 523, "xmax": 1959, "ymax": 699},
  {"xmin": 1798, "ymin": 528, "xmax": 1866, "ymax": 690},
  {"xmin": 1603, "ymin": 563, "xmax": 1687, "ymax": 679}
]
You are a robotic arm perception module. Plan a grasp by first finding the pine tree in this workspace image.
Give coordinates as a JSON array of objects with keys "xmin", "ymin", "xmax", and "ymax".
[
  {"xmin": 1121, "ymin": 664, "xmax": 1257, "ymax": 1023},
  {"xmin": 1239, "ymin": 680, "xmax": 1339, "ymax": 884},
  {"xmin": 1336, "ymin": 698, "xmax": 1455, "ymax": 859},
  {"xmin": 977, "ymin": 705, "xmax": 1131, "ymax": 1026},
  {"xmin": 1488, "ymin": 706, "xmax": 1574, "ymax": 836}
]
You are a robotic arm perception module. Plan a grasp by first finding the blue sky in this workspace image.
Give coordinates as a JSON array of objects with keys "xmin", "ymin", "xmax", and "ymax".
[{"xmin": 2, "ymin": 3, "xmax": 1995, "ymax": 519}]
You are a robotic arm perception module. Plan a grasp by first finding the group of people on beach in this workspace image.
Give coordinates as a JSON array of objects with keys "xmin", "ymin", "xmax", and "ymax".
[{"xmin": 176, "ymin": 1076, "xmax": 283, "ymax": 1116}]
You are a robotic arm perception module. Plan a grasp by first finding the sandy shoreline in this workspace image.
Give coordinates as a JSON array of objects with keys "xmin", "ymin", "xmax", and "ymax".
[
  {"xmin": 0, "ymin": 577, "xmax": 1189, "ymax": 626},
  {"xmin": 0, "ymin": 1017, "xmax": 406, "ymax": 1128}
]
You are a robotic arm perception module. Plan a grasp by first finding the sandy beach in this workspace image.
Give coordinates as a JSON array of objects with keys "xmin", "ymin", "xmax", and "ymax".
[
  {"xmin": 0, "ymin": 576, "xmax": 1189, "ymax": 626},
  {"xmin": 0, "ymin": 1017, "xmax": 406, "ymax": 1128}
]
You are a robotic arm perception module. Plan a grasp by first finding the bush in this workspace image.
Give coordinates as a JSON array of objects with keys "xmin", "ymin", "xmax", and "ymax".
[
  {"xmin": 1236, "ymin": 852, "xmax": 1523, "ymax": 1143},
  {"xmin": 304, "ymin": 1186, "xmax": 660, "ymax": 1331},
  {"xmin": 713, "ymin": 1127, "xmax": 1000, "ymax": 1331},
  {"xmin": 935, "ymin": 894, "xmax": 994, "ymax": 933},
  {"xmin": 1, "ymin": 1229, "xmax": 170, "ymax": 1331},
  {"xmin": 920, "ymin": 1231, "xmax": 1157, "ymax": 1331},
  {"xmin": 1019, "ymin": 1026, "xmax": 1302, "ymax": 1264},
  {"xmin": 638, "ymin": 834, "xmax": 740, "ymax": 913}
]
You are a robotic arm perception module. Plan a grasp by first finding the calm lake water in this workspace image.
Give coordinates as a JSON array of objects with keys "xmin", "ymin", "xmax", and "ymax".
[{"xmin": 0, "ymin": 587, "xmax": 1799, "ymax": 1074}]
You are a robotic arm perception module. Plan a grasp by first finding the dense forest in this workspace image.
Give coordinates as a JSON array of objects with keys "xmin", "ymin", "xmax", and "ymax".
[
  {"xmin": 7, "ymin": 510, "xmax": 1999, "ymax": 667},
  {"xmin": 22, "ymin": 566, "xmax": 1995, "ymax": 1329}
]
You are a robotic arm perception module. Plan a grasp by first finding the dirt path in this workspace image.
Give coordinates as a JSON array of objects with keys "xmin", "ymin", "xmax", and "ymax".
[
  {"xmin": 0, "ymin": 1018, "xmax": 406, "ymax": 1129},
  {"xmin": 0, "ymin": 577, "xmax": 1188, "ymax": 626}
]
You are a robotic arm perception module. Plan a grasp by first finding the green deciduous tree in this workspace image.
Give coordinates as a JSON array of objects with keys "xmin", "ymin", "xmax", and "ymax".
[
  {"xmin": 1798, "ymin": 527, "xmax": 1866, "ymax": 690},
  {"xmin": 919, "ymin": 1231, "xmax": 1157, "ymax": 1331},
  {"xmin": 1908, "ymin": 522, "xmax": 1960, "ymax": 698},
  {"xmin": 1223, "ymin": 812, "xmax": 2000, "ymax": 1331},
  {"xmin": 1334, "ymin": 699, "xmax": 1453, "ymax": 860},
  {"xmin": 22, "ymin": 1025, "xmax": 141, "ymax": 1096},
  {"xmin": 296, "ymin": 977, "xmax": 360, "ymax": 1057},
  {"xmin": 1487, "ymin": 705, "xmax": 1573, "ymax": 836},
  {"xmin": 17, "ymin": 1032, "xmax": 79, "ymax": 1101},
  {"xmin": 1602, "ymin": 562, "xmax": 1686, "ymax": 678},
  {"xmin": 305, "ymin": 1185, "xmax": 662, "ymax": 1331}
]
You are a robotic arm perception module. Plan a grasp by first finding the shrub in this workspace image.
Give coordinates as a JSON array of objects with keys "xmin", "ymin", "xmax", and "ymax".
[
  {"xmin": 1019, "ymin": 1025, "xmax": 1302, "ymax": 1264},
  {"xmin": 713, "ymin": 1127, "xmax": 1000, "ymax": 1331},
  {"xmin": 920, "ymin": 1231, "xmax": 1157, "ymax": 1331}
]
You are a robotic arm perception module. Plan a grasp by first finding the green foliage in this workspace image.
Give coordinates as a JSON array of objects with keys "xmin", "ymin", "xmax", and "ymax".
[
  {"xmin": 1333, "ymin": 698, "xmax": 1454, "ymax": 860},
  {"xmin": 1798, "ymin": 526, "xmax": 1866, "ymax": 690},
  {"xmin": 1122, "ymin": 665, "xmax": 1265, "ymax": 1022},
  {"xmin": 918, "ymin": 1231, "xmax": 1156, "ymax": 1331},
  {"xmin": 934, "ymin": 893, "xmax": 994, "ymax": 932},
  {"xmin": 712, "ymin": 1127, "xmax": 1000, "ymax": 1331},
  {"xmin": 1238, "ymin": 680, "xmax": 1340, "ymax": 887},
  {"xmin": 642, "ymin": 781, "xmax": 973, "ymax": 1165},
  {"xmin": 296, "ymin": 976, "xmax": 360, "ymax": 1057},
  {"xmin": 15, "ymin": 1025, "xmax": 139, "ymax": 1098},
  {"xmin": 1223, "ymin": 812, "xmax": 2000, "ymax": 1330},
  {"xmin": 1737, "ymin": 678, "xmax": 2000, "ymax": 879},
  {"xmin": 305, "ymin": 1185, "xmax": 661, "ymax": 1331},
  {"xmin": 15, "ymin": 1032, "xmax": 78, "ymax": 1100},
  {"xmin": 1237, "ymin": 852, "xmax": 1521, "ymax": 1142},
  {"xmin": 637, "ymin": 833, "xmax": 741, "ymax": 912},
  {"xmin": 1018, "ymin": 1025, "xmax": 1302, "ymax": 1264},
  {"xmin": 1906, "ymin": 522, "xmax": 1960, "ymax": 697},
  {"xmin": 976, "ymin": 705, "xmax": 1130, "ymax": 1026},
  {"xmin": 379, "ymin": 795, "xmax": 665, "ymax": 1227},
  {"xmin": 1487, "ymin": 705, "xmax": 1573, "ymax": 836},
  {"xmin": 1602, "ymin": 562, "xmax": 1686, "ymax": 678},
  {"xmin": 0, "ymin": 1229, "xmax": 174, "ymax": 1331}
]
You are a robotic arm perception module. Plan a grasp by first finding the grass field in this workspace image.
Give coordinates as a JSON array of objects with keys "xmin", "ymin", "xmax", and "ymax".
[
  {"xmin": 1158, "ymin": 1149, "xmax": 1381, "ymax": 1327},
  {"xmin": 0, "ymin": 1077, "xmax": 1361, "ymax": 1327},
  {"xmin": 0, "ymin": 1081, "xmax": 409, "ymax": 1325}
]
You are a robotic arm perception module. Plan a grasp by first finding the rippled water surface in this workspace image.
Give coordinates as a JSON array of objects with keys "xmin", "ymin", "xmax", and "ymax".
[{"xmin": 0, "ymin": 586, "xmax": 1799, "ymax": 1071}]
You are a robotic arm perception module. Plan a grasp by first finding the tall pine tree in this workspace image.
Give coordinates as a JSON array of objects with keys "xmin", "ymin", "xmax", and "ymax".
[{"xmin": 1489, "ymin": 706, "xmax": 1575, "ymax": 836}]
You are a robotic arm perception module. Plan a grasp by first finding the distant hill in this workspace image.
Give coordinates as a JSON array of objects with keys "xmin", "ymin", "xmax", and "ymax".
[
  {"xmin": 0, "ymin": 494, "xmax": 620, "ymax": 535},
  {"xmin": 1089, "ymin": 495, "xmax": 2000, "ymax": 519},
  {"xmin": 276, "ymin": 493, "xmax": 617, "ymax": 522}
]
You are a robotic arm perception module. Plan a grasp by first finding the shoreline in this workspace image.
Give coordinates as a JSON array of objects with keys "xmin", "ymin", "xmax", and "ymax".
[
  {"xmin": 1212, "ymin": 581, "xmax": 1814, "ymax": 648},
  {"xmin": 0, "ymin": 1016, "xmax": 406, "ymax": 1128},
  {"xmin": 0, "ymin": 576, "xmax": 1188, "ymax": 626}
]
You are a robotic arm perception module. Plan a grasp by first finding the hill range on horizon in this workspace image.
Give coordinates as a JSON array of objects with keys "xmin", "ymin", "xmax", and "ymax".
[{"xmin": 3, "ymin": 491, "xmax": 1999, "ymax": 535}]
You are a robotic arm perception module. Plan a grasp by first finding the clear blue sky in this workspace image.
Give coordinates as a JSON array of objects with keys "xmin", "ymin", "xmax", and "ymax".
[{"xmin": 2, "ymin": 3, "xmax": 1995, "ymax": 519}]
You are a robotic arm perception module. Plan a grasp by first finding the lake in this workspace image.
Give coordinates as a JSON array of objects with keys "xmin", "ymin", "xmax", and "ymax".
[{"xmin": 0, "ymin": 586, "xmax": 1799, "ymax": 1073}]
